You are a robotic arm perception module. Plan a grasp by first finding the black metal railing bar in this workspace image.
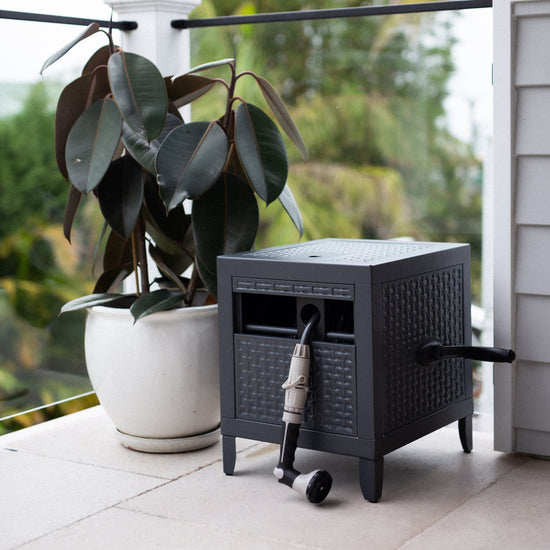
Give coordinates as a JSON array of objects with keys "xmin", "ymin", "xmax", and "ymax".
[
  {"xmin": 172, "ymin": 0, "xmax": 492, "ymax": 29},
  {"xmin": 0, "ymin": 10, "xmax": 137, "ymax": 30},
  {"xmin": 1, "ymin": 1, "xmax": 492, "ymax": 32}
]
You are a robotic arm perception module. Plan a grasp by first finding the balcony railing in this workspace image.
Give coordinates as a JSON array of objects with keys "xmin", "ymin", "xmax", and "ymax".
[
  {"xmin": 2, "ymin": 1, "xmax": 492, "ymax": 29},
  {"xmin": 0, "ymin": 0, "xmax": 493, "ymax": 433}
]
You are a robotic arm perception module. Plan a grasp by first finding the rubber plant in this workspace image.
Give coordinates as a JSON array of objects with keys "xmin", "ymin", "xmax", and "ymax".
[{"xmin": 41, "ymin": 23, "xmax": 306, "ymax": 321}]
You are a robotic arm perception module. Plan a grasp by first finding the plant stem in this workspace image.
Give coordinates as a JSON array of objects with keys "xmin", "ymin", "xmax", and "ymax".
[
  {"xmin": 135, "ymin": 214, "xmax": 149, "ymax": 295},
  {"xmin": 222, "ymin": 62, "xmax": 237, "ymax": 131},
  {"xmin": 186, "ymin": 266, "xmax": 200, "ymax": 305},
  {"xmin": 130, "ymin": 232, "xmax": 140, "ymax": 296}
]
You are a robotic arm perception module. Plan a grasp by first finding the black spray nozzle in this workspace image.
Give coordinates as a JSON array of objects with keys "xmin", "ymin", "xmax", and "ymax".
[
  {"xmin": 416, "ymin": 340, "xmax": 516, "ymax": 366},
  {"xmin": 274, "ymin": 408, "xmax": 333, "ymax": 504},
  {"xmin": 273, "ymin": 465, "xmax": 332, "ymax": 504}
]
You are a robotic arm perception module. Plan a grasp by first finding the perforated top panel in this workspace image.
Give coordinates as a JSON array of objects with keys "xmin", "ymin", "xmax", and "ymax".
[{"xmin": 240, "ymin": 239, "xmax": 454, "ymax": 266}]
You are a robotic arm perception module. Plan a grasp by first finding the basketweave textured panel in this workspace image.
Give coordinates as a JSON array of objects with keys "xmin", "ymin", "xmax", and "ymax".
[
  {"xmin": 234, "ymin": 335, "xmax": 356, "ymax": 435},
  {"xmin": 382, "ymin": 266, "xmax": 465, "ymax": 433},
  {"xmin": 243, "ymin": 239, "xmax": 437, "ymax": 264}
]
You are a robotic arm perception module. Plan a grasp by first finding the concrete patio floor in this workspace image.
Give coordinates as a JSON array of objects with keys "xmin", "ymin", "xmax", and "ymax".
[{"xmin": 2, "ymin": 406, "xmax": 550, "ymax": 549}]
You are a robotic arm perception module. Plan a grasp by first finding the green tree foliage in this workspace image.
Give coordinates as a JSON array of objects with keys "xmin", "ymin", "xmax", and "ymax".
[
  {"xmin": 0, "ymin": 223, "xmax": 93, "ymax": 431},
  {"xmin": 256, "ymin": 162, "xmax": 413, "ymax": 248},
  {"xmin": 191, "ymin": 0, "xmax": 483, "ymax": 299},
  {"xmin": 0, "ymin": 82, "xmax": 96, "ymax": 427},
  {"xmin": 0, "ymin": 82, "xmax": 67, "ymax": 239},
  {"xmin": 0, "ymin": 81, "xmax": 94, "ymax": 326}
]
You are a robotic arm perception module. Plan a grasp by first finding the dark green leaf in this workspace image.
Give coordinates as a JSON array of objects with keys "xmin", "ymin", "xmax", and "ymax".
[
  {"xmin": 252, "ymin": 74, "xmax": 308, "ymax": 161},
  {"xmin": 130, "ymin": 289, "xmax": 185, "ymax": 322},
  {"xmin": 55, "ymin": 68, "xmax": 111, "ymax": 178},
  {"xmin": 192, "ymin": 173, "xmax": 259, "ymax": 297},
  {"xmin": 60, "ymin": 293, "xmax": 128, "ymax": 314},
  {"xmin": 92, "ymin": 222, "xmax": 109, "ymax": 278},
  {"xmin": 167, "ymin": 74, "xmax": 216, "ymax": 108},
  {"xmin": 234, "ymin": 103, "xmax": 288, "ymax": 205},
  {"xmin": 145, "ymin": 213, "xmax": 194, "ymax": 257},
  {"xmin": 82, "ymin": 45, "xmax": 114, "ymax": 75},
  {"xmin": 95, "ymin": 228, "xmax": 133, "ymax": 293},
  {"xmin": 278, "ymin": 184, "xmax": 304, "ymax": 237},
  {"xmin": 108, "ymin": 51, "xmax": 168, "ymax": 141},
  {"xmin": 186, "ymin": 58, "xmax": 234, "ymax": 74},
  {"xmin": 41, "ymin": 23, "xmax": 101, "ymax": 75},
  {"xmin": 167, "ymin": 100, "xmax": 184, "ymax": 121},
  {"xmin": 143, "ymin": 174, "xmax": 191, "ymax": 246},
  {"xmin": 156, "ymin": 122, "xmax": 228, "ymax": 210},
  {"xmin": 63, "ymin": 184, "xmax": 83, "ymax": 243},
  {"xmin": 103, "ymin": 229, "xmax": 132, "ymax": 271},
  {"xmin": 93, "ymin": 265, "xmax": 133, "ymax": 293},
  {"xmin": 194, "ymin": 255, "xmax": 216, "ymax": 301},
  {"xmin": 149, "ymin": 245, "xmax": 189, "ymax": 292},
  {"xmin": 65, "ymin": 98, "xmax": 123, "ymax": 194},
  {"xmin": 96, "ymin": 156, "xmax": 145, "ymax": 239},
  {"xmin": 122, "ymin": 114, "xmax": 183, "ymax": 174}
]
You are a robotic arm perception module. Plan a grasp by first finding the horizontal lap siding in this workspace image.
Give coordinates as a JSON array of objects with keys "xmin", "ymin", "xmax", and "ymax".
[{"xmin": 512, "ymin": 2, "xmax": 550, "ymax": 455}]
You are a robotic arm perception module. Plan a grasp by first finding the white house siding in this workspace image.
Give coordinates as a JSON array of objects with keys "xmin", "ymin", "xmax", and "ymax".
[{"xmin": 494, "ymin": 0, "xmax": 550, "ymax": 455}]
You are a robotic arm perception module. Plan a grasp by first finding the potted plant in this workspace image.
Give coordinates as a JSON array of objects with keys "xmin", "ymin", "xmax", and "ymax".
[{"xmin": 41, "ymin": 23, "xmax": 306, "ymax": 452}]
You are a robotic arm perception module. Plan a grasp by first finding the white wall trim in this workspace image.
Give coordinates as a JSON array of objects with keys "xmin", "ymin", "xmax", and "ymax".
[{"xmin": 493, "ymin": 0, "xmax": 516, "ymax": 452}]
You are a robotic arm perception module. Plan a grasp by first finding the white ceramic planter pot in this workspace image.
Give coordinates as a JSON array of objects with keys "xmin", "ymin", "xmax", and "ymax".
[{"xmin": 84, "ymin": 304, "xmax": 220, "ymax": 452}]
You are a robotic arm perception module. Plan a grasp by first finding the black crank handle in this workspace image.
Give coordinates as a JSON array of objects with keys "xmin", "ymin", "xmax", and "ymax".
[{"xmin": 417, "ymin": 340, "xmax": 516, "ymax": 366}]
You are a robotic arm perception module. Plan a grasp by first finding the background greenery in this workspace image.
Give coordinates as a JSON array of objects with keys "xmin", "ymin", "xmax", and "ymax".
[
  {"xmin": 0, "ymin": 0, "xmax": 484, "ymax": 431},
  {"xmin": 0, "ymin": 82, "xmax": 100, "ymax": 433},
  {"xmin": 190, "ymin": 0, "xmax": 482, "ymax": 283}
]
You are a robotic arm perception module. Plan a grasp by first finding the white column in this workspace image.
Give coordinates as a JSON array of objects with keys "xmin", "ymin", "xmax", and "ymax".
[
  {"xmin": 104, "ymin": 0, "xmax": 202, "ymax": 77},
  {"xmin": 492, "ymin": 0, "xmax": 515, "ymax": 453}
]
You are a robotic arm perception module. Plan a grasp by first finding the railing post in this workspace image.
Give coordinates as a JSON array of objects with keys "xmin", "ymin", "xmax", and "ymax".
[{"xmin": 103, "ymin": 0, "xmax": 202, "ymax": 76}]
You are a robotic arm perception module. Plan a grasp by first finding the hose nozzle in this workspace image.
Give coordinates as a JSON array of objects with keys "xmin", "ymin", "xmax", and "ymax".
[
  {"xmin": 274, "ymin": 308, "xmax": 332, "ymax": 504},
  {"xmin": 274, "ymin": 465, "xmax": 332, "ymax": 504}
]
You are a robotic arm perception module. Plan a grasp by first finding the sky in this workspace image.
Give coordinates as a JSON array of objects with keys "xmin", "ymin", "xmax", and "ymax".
[
  {"xmin": 445, "ymin": 7, "xmax": 493, "ymax": 148},
  {"xmin": 0, "ymin": 0, "xmax": 116, "ymax": 82},
  {"xmin": 0, "ymin": 1, "xmax": 493, "ymax": 145}
]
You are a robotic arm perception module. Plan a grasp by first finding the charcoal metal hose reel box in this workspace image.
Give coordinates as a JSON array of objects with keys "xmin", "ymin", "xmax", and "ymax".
[{"xmin": 217, "ymin": 238, "xmax": 474, "ymax": 502}]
